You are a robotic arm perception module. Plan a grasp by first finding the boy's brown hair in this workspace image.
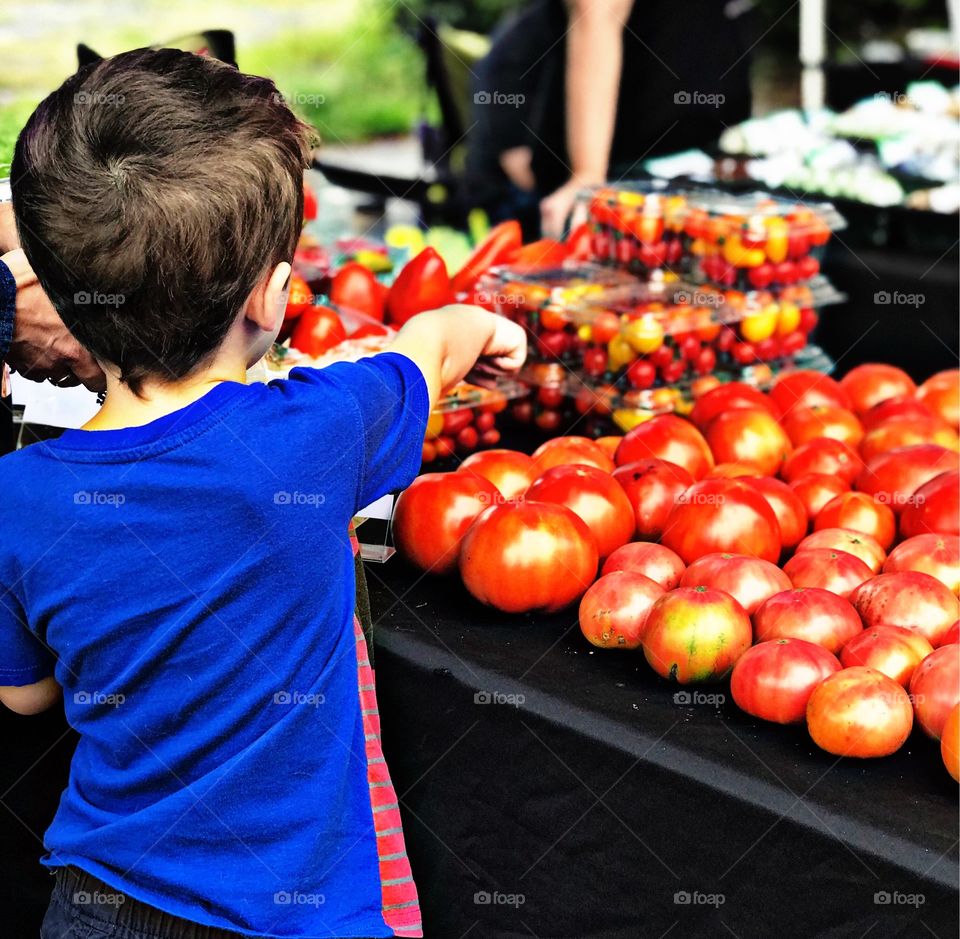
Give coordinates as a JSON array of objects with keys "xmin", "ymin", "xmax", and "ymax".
[{"xmin": 12, "ymin": 48, "xmax": 315, "ymax": 392}]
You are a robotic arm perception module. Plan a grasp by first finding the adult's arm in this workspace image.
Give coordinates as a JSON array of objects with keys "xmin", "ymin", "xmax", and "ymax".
[{"xmin": 540, "ymin": 0, "xmax": 633, "ymax": 237}]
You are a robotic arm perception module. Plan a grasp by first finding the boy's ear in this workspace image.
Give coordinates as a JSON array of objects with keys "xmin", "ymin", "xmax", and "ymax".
[{"xmin": 245, "ymin": 262, "xmax": 292, "ymax": 333}]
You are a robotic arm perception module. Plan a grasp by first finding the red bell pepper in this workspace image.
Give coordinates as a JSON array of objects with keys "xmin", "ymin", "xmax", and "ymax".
[
  {"xmin": 565, "ymin": 223, "xmax": 593, "ymax": 260},
  {"xmin": 386, "ymin": 247, "xmax": 455, "ymax": 326},
  {"xmin": 451, "ymin": 220, "xmax": 522, "ymax": 295},
  {"xmin": 511, "ymin": 238, "xmax": 569, "ymax": 270}
]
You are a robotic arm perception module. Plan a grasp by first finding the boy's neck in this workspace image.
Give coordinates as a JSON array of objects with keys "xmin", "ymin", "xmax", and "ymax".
[{"xmin": 84, "ymin": 359, "xmax": 250, "ymax": 431}]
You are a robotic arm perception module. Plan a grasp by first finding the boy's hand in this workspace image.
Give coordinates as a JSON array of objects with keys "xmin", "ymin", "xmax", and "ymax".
[{"xmin": 480, "ymin": 314, "xmax": 527, "ymax": 373}]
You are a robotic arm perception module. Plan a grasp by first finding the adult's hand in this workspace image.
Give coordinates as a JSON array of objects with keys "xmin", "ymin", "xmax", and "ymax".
[
  {"xmin": 540, "ymin": 176, "xmax": 594, "ymax": 240},
  {"xmin": 2, "ymin": 249, "xmax": 105, "ymax": 391}
]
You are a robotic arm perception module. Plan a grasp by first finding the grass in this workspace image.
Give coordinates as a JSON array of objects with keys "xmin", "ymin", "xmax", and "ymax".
[{"xmin": 0, "ymin": 0, "xmax": 424, "ymax": 170}]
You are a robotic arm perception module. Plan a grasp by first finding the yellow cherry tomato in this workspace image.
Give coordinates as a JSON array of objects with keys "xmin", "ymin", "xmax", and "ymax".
[
  {"xmin": 577, "ymin": 324, "xmax": 593, "ymax": 342},
  {"xmin": 741, "ymin": 247, "xmax": 766, "ymax": 268},
  {"xmin": 776, "ymin": 302, "xmax": 801, "ymax": 336},
  {"xmin": 765, "ymin": 217, "xmax": 789, "ymax": 264},
  {"xmin": 722, "ymin": 235, "xmax": 746, "ymax": 266},
  {"xmin": 621, "ymin": 315, "xmax": 665, "ymax": 354},
  {"xmin": 613, "ymin": 408, "xmax": 655, "ymax": 431},
  {"xmin": 739, "ymin": 308, "xmax": 779, "ymax": 343},
  {"xmin": 425, "ymin": 412, "xmax": 444, "ymax": 440},
  {"xmin": 608, "ymin": 335, "xmax": 637, "ymax": 371}
]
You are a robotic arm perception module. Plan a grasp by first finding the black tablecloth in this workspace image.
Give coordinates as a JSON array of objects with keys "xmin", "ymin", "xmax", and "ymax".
[{"xmin": 367, "ymin": 558, "xmax": 959, "ymax": 939}]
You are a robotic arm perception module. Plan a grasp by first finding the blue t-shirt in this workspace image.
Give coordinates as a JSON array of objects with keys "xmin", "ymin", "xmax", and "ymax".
[{"xmin": 0, "ymin": 353, "xmax": 428, "ymax": 938}]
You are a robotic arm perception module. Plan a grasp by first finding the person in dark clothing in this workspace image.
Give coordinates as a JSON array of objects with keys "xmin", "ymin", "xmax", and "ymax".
[{"xmin": 466, "ymin": 0, "xmax": 756, "ymax": 236}]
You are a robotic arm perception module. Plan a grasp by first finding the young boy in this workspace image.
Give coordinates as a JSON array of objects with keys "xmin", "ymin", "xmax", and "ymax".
[{"xmin": 0, "ymin": 49, "xmax": 525, "ymax": 938}]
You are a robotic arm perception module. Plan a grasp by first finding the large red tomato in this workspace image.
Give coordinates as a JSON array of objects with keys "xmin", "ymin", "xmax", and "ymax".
[
  {"xmin": 942, "ymin": 704, "xmax": 960, "ymax": 782},
  {"xmin": 943, "ymin": 621, "xmax": 960, "ymax": 647},
  {"xmin": 690, "ymin": 381, "xmax": 779, "ymax": 430},
  {"xmin": 780, "ymin": 438, "xmax": 863, "ymax": 485},
  {"xmin": 394, "ymin": 472, "xmax": 501, "ymax": 574},
  {"xmin": 289, "ymin": 305, "xmax": 347, "ymax": 357},
  {"xmin": 661, "ymin": 478, "xmax": 782, "ymax": 564},
  {"xmin": 458, "ymin": 449, "xmax": 536, "ymax": 500},
  {"xmin": 612, "ymin": 459, "xmax": 695, "ymax": 540},
  {"xmin": 909, "ymin": 645, "xmax": 960, "ymax": 739},
  {"xmin": 680, "ymin": 553, "xmax": 791, "ymax": 616},
  {"xmin": 459, "ymin": 501, "xmax": 598, "ymax": 612},
  {"xmin": 614, "ymin": 415, "xmax": 714, "ymax": 479},
  {"xmin": 769, "ymin": 369, "xmax": 852, "ymax": 416},
  {"xmin": 840, "ymin": 363, "xmax": 916, "ymax": 416},
  {"xmin": 742, "ymin": 476, "xmax": 809, "ymax": 553},
  {"xmin": 917, "ymin": 369, "xmax": 960, "ymax": 429},
  {"xmin": 862, "ymin": 396, "xmax": 935, "ymax": 432},
  {"xmin": 884, "ymin": 534, "xmax": 960, "ymax": 595},
  {"xmin": 753, "ymin": 587, "xmax": 863, "ymax": 652},
  {"xmin": 807, "ymin": 667, "xmax": 913, "ymax": 758},
  {"xmin": 850, "ymin": 571, "xmax": 959, "ymax": 646},
  {"xmin": 531, "ymin": 436, "xmax": 615, "ymax": 474},
  {"xmin": 855, "ymin": 444, "xmax": 960, "ymax": 515},
  {"xmin": 642, "ymin": 586, "xmax": 752, "ymax": 683},
  {"xmin": 859, "ymin": 416, "xmax": 959, "ymax": 463},
  {"xmin": 783, "ymin": 549, "xmax": 873, "ymax": 599},
  {"xmin": 730, "ymin": 638, "xmax": 841, "ymax": 724},
  {"xmin": 899, "ymin": 470, "xmax": 959, "ymax": 538},
  {"xmin": 578, "ymin": 571, "xmax": 665, "ymax": 649},
  {"xmin": 601, "ymin": 542, "xmax": 686, "ymax": 589},
  {"xmin": 840, "ymin": 625, "xmax": 934, "ymax": 687},
  {"xmin": 527, "ymin": 464, "xmax": 634, "ymax": 561},
  {"xmin": 704, "ymin": 408, "xmax": 792, "ymax": 476},
  {"xmin": 796, "ymin": 528, "xmax": 886, "ymax": 573},
  {"xmin": 780, "ymin": 405, "xmax": 863, "ymax": 449},
  {"xmin": 814, "ymin": 491, "xmax": 896, "ymax": 551},
  {"xmin": 706, "ymin": 462, "xmax": 764, "ymax": 479},
  {"xmin": 789, "ymin": 473, "xmax": 851, "ymax": 519}
]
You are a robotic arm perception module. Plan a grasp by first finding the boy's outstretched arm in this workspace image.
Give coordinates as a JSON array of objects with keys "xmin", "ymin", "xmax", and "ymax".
[
  {"xmin": 0, "ymin": 676, "xmax": 61, "ymax": 715},
  {"xmin": 387, "ymin": 305, "xmax": 527, "ymax": 407}
]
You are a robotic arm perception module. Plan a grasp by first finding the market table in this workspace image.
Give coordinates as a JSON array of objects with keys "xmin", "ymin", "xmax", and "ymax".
[{"xmin": 366, "ymin": 557, "xmax": 959, "ymax": 939}]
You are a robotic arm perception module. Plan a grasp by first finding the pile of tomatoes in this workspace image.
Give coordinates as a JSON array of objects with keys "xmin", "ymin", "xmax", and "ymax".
[{"xmin": 393, "ymin": 363, "xmax": 960, "ymax": 777}]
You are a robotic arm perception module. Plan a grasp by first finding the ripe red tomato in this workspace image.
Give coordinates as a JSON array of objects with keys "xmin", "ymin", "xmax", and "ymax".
[
  {"xmin": 942, "ymin": 704, "xmax": 960, "ymax": 781},
  {"xmin": 899, "ymin": 470, "xmax": 960, "ymax": 538},
  {"xmin": 601, "ymin": 542, "xmax": 686, "ymax": 589},
  {"xmin": 742, "ymin": 476, "xmax": 809, "ymax": 552},
  {"xmin": 289, "ymin": 305, "xmax": 347, "ymax": 357},
  {"xmin": 769, "ymin": 369, "xmax": 852, "ymax": 417},
  {"xmin": 884, "ymin": 534, "xmax": 960, "ymax": 595},
  {"xmin": 780, "ymin": 438, "xmax": 864, "ymax": 485},
  {"xmin": 594, "ymin": 436, "xmax": 624, "ymax": 459},
  {"xmin": 526, "ymin": 464, "xmax": 635, "ymax": 561},
  {"xmin": 807, "ymin": 667, "xmax": 913, "ymax": 758},
  {"xmin": 704, "ymin": 408, "xmax": 792, "ymax": 476},
  {"xmin": 860, "ymin": 416, "xmax": 959, "ymax": 463},
  {"xmin": 394, "ymin": 472, "xmax": 501, "ymax": 575},
  {"xmin": 943, "ymin": 621, "xmax": 960, "ymax": 647},
  {"xmin": 330, "ymin": 261, "xmax": 385, "ymax": 321},
  {"xmin": 731, "ymin": 638, "xmax": 841, "ymax": 724},
  {"xmin": 680, "ymin": 553, "xmax": 791, "ymax": 616},
  {"xmin": 459, "ymin": 501, "xmax": 598, "ymax": 612},
  {"xmin": 840, "ymin": 363, "xmax": 916, "ymax": 416},
  {"xmin": 917, "ymin": 369, "xmax": 960, "ymax": 429},
  {"xmin": 386, "ymin": 247, "xmax": 453, "ymax": 326},
  {"xmin": 753, "ymin": 587, "xmax": 863, "ymax": 652},
  {"xmin": 614, "ymin": 415, "xmax": 715, "ymax": 479},
  {"xmin": 862, "ymin": 396, "xmax": 935, "ymax": 432},
  {"xmin": 840, "ymin": 625, "xmax": 934, "ymax": 687},
  {"xmin": 707, "ymin": 462, "xmax": 765, "ymax": 478},
  {"xmin": 909, "ymin": 645, "xmax": 960, "ymax": 739},
  {"xmin": 780, "ymin": 405, "xmax": 864, "ymax": 449},
  {"xmin": 855, "ymin": 444, "xmax": 960, "ymax": 515},
  {"xmin": 814, "ymin": 491, "xmax": 896, "ymax": 551},
  {"xmin": 531, "ymin": 436, "xmax": 615, "ymax": 474},
  {"xmin": 612, "ymin": 459, "xmax": 695, "ymax": 540},
  {"xmin": 284, "ymin": 272, "xmax": 314, "ymax": 320},
  {"xmin": 789, "ymin": 473, "xmax": 850, "ymax": 519},
  {"xmin": 782, "ymin": 549, "xmax": 873, "ymax": 599},
  {"xmin": 578, "ymin": 571, "xmax": 665, "ymax": 649},
  {"xmin": 690, "ymin": 382, "xmax": 779, "ymax": 431},
  {"xmin": 850, "ymin": 571, "xmax": 959, "ymax": 646},
  {"xmin": 661, "ymin": 478, "xmax": 782, "ymax": 564},
  {"xmin": 642, "ymin": 586, "xmax": 752, "ymax": 683},
  {"xmin": 796, "ymin": 528, "xmax": 886, "ymax": 573},
  {"xmin": 458, "ymin": 449, "xmax": 536, "ymax": 500}
]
